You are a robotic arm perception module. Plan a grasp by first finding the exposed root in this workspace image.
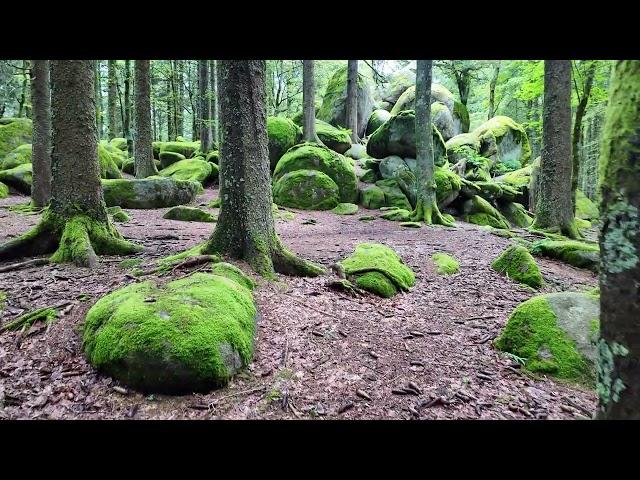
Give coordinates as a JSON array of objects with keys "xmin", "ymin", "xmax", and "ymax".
[
  {"xmin": 410, "ymin": 199, "xmax": 455, "ymax": 227},
  {"xmin": 272, "ymin": 239, "xmax": 325, "ymax": 277}
]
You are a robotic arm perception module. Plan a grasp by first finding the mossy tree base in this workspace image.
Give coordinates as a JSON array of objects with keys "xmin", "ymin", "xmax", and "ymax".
[
  {"xmin": 410, "ymin": 198, "xmax": 454, "ymax": 226},
  {"xmin": 0, "ymin": 209, "xmax": 141, "ymax": 268},
  {"xmin": 531, "ymin": 219, "xmax": 582, "ymax": 240}
]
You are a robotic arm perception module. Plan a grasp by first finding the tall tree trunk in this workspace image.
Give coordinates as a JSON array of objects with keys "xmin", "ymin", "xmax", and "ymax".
[
  {"xmin": 107, "ymin": 60, "xmax": 118, "ymax": 140},
  {"xmin": 488, "ymin": 62, "xmax": 500, "ymax": 119},
  {"xmin": 212, "ymin": 60, "xmax": 219, "ymax": 146},
  {"xmin": 410, "ymin": 60, "xmax": 453, "ymax": 226},
  {"xmin": 201, "ymin": 60, "xmax": 323, "ymax": 278},
  {"xmin": 302, "ymin": 60, "xmax": 321, "ymax": 144},
  {"xmin": 532, "ymin": 60, "xmax": 579, "ymax": 238},
  {"xmin": 571, "ymin": 60, "xmax": 597, "ymax": 213},
  {"xmin": 0, "ymin": 61, "xmax": 140, "ymax": 267},
  {"xmin": 346, "ymin": 60, "xmax": 359, "ymax": 142},
  {"xmin": 134, "ymin": 60, "xmax": 157, "ymax": 178},
  {"xmin": 30, "ymin": 60, "xmax": 51, "ymax": 208},
  {"xmin": 166, "ymin": 75, "xmax": 175, "ymax": 141},
  {"xmin": 198, "ymin": 60, "xmax": 212, "ymax": 153},
  {"xmin": 597, "ymin": 60, "xmax": 640, "ymax": 420},
  {"xmin": 95, "ymin": 60, "xmax": 102, "ymax": 138},
  {"xmin": 456, "ymin": 69, "xmax": 471, "ymax": 106},
  {"xmin": 124, "ymin": 59, "xmax": 133, "ymax": 156},
  {"xmin": 176, "ymin": 60, "xmax": 184, "ymax": 138},
  {"xmin": 207, "ymin": 61, "xmax": 213, "ymax": 148},
  {"xmin": 17, "ymin": 60, "xmax": 29, "ymax": 117}
]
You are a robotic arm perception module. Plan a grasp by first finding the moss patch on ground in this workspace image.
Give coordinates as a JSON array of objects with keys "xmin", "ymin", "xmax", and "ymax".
[
  {"xmin": 491, "ymin": 245, "xmax": 543, "ymax": 289},
  {"xmin": 432, "ymin": 252, "xmax": 460, "ymax": 275},
  {"xmin": 163, "ymin": 206, "xmax": 216, "ymax": 222},
  {"xmin": 530, "ymin": 239, "xmax": 599, "ymax": 271},
  {"xmin": 332, "ymin": 203, "xmax": 358, "ymax": 215}
]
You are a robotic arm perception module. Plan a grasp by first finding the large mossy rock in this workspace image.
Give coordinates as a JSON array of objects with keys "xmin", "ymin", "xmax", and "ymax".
[
  {"xmin": 1, "ymin": 144, "xmax": 31, "ymax": 170},
  {"xmin": 530, "ymin": 239, "xmax": 599, "ymax": 271},
  {"xmin": 473, "ymin": 116, "xmax": 531, "ymax": 174},
  {"xmin": 163, "ymin": 206, "xmax": 216, "ymax": 222},
  {"xmin": 98, "ymin": 143, "xmax": 123, "ymax": 179},
  {"xmin": 102, "ymin": 177, "xmax": 200, "ymax": 209},
  {"xmin": 159, "ymin": 151, "xmax": 187, "ymax": 169},
  {"xmin": 273, "ymin": 143, "xmax": 357, "ymax": 204},
  {"xmin": 99, "ymin": 140, "xmax": 128, "ymax": 168},
  {"xmin": 491, "ymin": 245, "xmax": 543, "ymax": 289},
  {"xmin": 110, "ymin": 137, "xmax": 128, "ymax": 151},
  {"xmin": 499, "ymin": 202, "xmax": 533, "ymax": 228},
  {"xmin": 576, "ymin": 190, "xmax": 599, "ymax": 220},
  {"xmin": 316, "ymin": 120, "xmax": 352, "ymax": 154},
  {"xmin": 317, "ymin": 63, "xmax": 375, "ymax": 139},
  {"xmin": 159, "ymin": 141, "xmax": 200, "ymax": 159},
  {"xmin": 494, "ymin": 292, "xmax": 599, "ymax": 382},
  {"xmin": 430, "ymin": 101, "xmax": 456, "ymax": 141},
  {"xmin": 374, "ymin": 179, "xmax": 412, "ymax": 210},
  {"xmin": 339, "ymin": 243, "xmax": 415, "ymax": 298},
  {"xmin": 0, "ymin": 118, "xmax": 32, "ymax": 159},
  {"xmin": 158, "ymin": 159, "xmax": 215, "ymax": 184},
  {"xmin": 0, "ymin": 162, "xmax": 32, "ymax": 194},
  {"xmin": 381, "ymin": 65, "xmax": 416, "ymax": 106},
  {"xmin": 463, "ymin": 195, "xmax": 510, "ymax": 229},
  {"xmin": 83, "ymin": 272, "xmax": 257, "ymax": 394},
  {"xmin": 272, "ymin": 169, "xmax": 340, "ymax": 210},
  {"xmin": 267, "ymin": 116, "xmax": 301, "ymax": 170},
  {"xmin": 366, "ymin": 109, "xmax": 392, "ymax": 136},
  {"xmin": 366, "ymin": 110, "xmax": 447, "ymax": 165},
  {"xmin": 344, "ymin": 144, "xmax": 368, "ymax": 160}
]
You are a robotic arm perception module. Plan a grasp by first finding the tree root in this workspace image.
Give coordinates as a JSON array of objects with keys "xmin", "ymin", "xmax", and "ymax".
[
  {"xmin": 410, "ymin": 199, "xmax": 455, "ymax": 227},
  {"xmin": 272, "ymin": 238, "xmax": 325, "ymax": 277},
  {"xmin": 0, "ymin": 305, "xmax": 64, "ymax": 334},
  {"xmin": 0, "ymin": 258, "xmax": 49, "ymax": 273}
]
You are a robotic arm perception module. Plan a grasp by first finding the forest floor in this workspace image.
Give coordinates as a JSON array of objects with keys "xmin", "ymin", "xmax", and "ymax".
[{"xmin": 0, "ymin": 186, "xmax": 598, "ymax": 420}]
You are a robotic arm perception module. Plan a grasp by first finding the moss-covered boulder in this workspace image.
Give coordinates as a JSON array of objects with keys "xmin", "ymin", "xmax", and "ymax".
[
  {"xmin": 462, "ymin": 195, "xmax": 510, "ymax": 229},
  {"xmin": 366, "ymin": 111, "xmax": 447, "ymax": 166},
  {"xmin": 100, "ymin": 140, "xmax": 128, "ymax": 168},
  {"xmin": 272, "ymin": 169, "xmax": 340, "ymax": 210},
  {"xmin": 339, "ymin": 243, "xmax": 416, "ymax": 298},
  {"xmin": 473, "ymin": 116, "xmax": 532, "ymax": 174},
  {"xmin": 434, "ymin": 167, "xmax": 462, "ymax": 208},
  {"xmin": 0, "ymin": 162, "xmax": 32, "ymax": 194},
  {"xmin": 430, "ymin": 101, "xmax": 455, "ymax": 141},
  {"xmin": 1, "ymin": 143, "xmax": 31, "ymax": 170},
  {"xmin": 499, "ymin": 202, "xmax": 533, "ymax": 228},
  {"xmin": 359, "ymin": 185, "xmax": 386, "ymax": 209},
  {"xmin": 381, "ymin": 65, "xmax": 416, "ymax": 106},
  {"xmin": 492, "ymin": 245, "xmax": 543, "ymax": 288},
  {"xmin": 494, "ymin": 292, "xmax": 599, "ymax": 382},
  {"xmin": 366, "ymin": 109, "xmax": 392, "ymax": 136},
  {"xmin": 445, "ymin": 133, "xmax": 481, "ymax": 162},
  {"xmin": 210, "ymin": 262, "xmax": 255, "ymax": 291},
  {"xmin": 107, "ymin": 206, "xmax": 130, "ymax": 223},
  {"xmin": 0, "ymin": 118, "xmax": 32, "ymax": 159},
  {"xmin": 315, "ymin": 120, "xmax": 352, "ymax": 154},
  {"xmin": 374, "ymin": 179, "xmax": 412, "ymax": 210},
  {"xmin": 381, "ymin": 208, "xmax": 412, "ymax": 222},
  {"xmin": 0, "ymin": 181, "xmax": 8, "ymax": 199},
  {"xmin": 160, "ymin": 141, "xmax": 200, "ymax": 159},
  {"xmin": 158, "ymin": 159, "xmax": 214, "ymax": 185},
  {"xmin": 98, "ymin": 143, "xmax": 123, "ymax": 179},
  {"xmin": 206, "ymin": 150, "xmax": 220, "ymax": 164},
  {"xmin": 345, "ymin": 144, "xmax": 368, "ymax": 160},
  {"xmin": 110, "ymin": 137, "xmax": 128, "ymax": 151},
  {"xmin": 82, "ymin": 272, "xmax": 257, "ymax": 394},
  {"xmin": 332, "ymin": 202, "xmax": 358, "ymax": 215},
  {"xmin": 163, "ymin": 206, "xmax": 216, "ymax": 222},
  {"xmin": 159, "ymin": 151, "xmax": 187, "ymax": 169},
  {"xmin": 432, "ymin": 252, "xmax": 460, "ymax": 275},
  {"xmin": 576, "ymin": 190, "xmax": 599, "ymax": 220},
  {"xmin": 530, "ymin": 239, "xmax": 599, "ymax": 271},
  {"xmin": 273, "ymin": 143, "xmax": 357, "ymax": 204},
  {"xmin": 102, "ymin": 177, "xmax": 200, "ymax": 209},
  {"xmin": 318, "ymin": 63, "xmax": 375, "ymax": 139},
  {"xmin": 267, "ymin": 116, "xmax": 301, "ymax": 170}
]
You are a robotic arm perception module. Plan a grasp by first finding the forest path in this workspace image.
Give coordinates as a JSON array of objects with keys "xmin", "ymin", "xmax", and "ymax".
[{"xmin": 0, "ymin": 187, "xmax": 597, "ymax": 419}]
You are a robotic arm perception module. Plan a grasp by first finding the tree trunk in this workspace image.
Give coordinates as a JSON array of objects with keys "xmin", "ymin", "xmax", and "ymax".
[
  {"xmin": 0, "ymin": 60, "xmax": 140, "ymax": 267},
  {"xmin": 302, "ymin": 60, "xmax": 321, "ymax": 144},
  {"xmin": 202, "ymin": 60, "xmax": 323, "ymax": 278},
  {"xmin": 107, "ymin": 60, "xmax": 118, "ymax": 140},
  {"xmin": 166, "ymin": 76, "xmax": 175, "ymax": 141},
  {"xmin": 30, "ymin": 60, "xmax": 52, "ymax": 208},
  {"xmin": 488, "ymin": 62, "xmax": 500, "ymax": 119},
  {"xmin": 207, "ymin": 60, "xmax": 214, "ymax": 148},
  {"xmin": 410, "ymin": 60, "xmax": 453, "ymax": 226},
  {"xmin": 346, "ymin": 60, "xmax": 359, "ymax": 142},
  {"xmin": 95, "ymin": 60, "xmax": 102, "ymax": 138},
  {"xmin": 571, "ymin": 60, "xmax": 597, "ymax": 213},
  {"xmin": 176, "ymin": 60, "xmax": 184, "ymax": 138},
  {"xmin": 17, "ymin": 60, "xmax": 29, "ymax": 117},
  {"xmin": 198, "ymin": 60, "xmax": 212, "ymax": 153},
  {"xmin": 532, "ymin": 60, "xmax": 579, "ymax": 238},
  {"xmin": 124, "ymin": 59, "xmax": 133, "ymax": 156},
  {"xmin": 457, "ymin": 69, "xmax": 471, "ymax": 106},
  {"xmin": 596, "ymin": 60, "xmax": 640, "ymax": 420},
  {"xmin": 212, "ymin": 60, "xmax": 219, "ymax": 146},
  {"xmin": 134, "ymin": 60, "xmax": 157, "ymax": 178}
]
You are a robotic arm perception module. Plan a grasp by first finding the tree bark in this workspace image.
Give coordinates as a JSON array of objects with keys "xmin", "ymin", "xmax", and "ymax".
[
  {"xmin": 532, "ymin": 60, "xmax": 579, "ymax": 238},
  {"xmin": 488, "ymin": 62, "xmax": 500, "ymax": 119},
  {"xmin": 107, "ymin": 60, "xmax": 118, "ymax": 140},
  {"xmin": 94, "ymin": 60, "xmax": 102, "ymax": 138},
  {"xmin": 410, "ymin": 60, "xmax": 452, "ymax": 226},
  {"xmin": 202, "ymin": 60, "xmax": 323, "ymax": 278},
  {"xmin": 302, "ymin": 60, "xmax": 321, "ymax": 144},
  {"xmin": 166, "ymin": 75, "xmax": 175, "ymax": 141},
  {"xmin": 571, "ymin": 60, "xmax": 597, "ymax": 213},
  {"xmin": 198, "ymin": 60, "xmax": 212, "ymax": 152},
  {"xmin": 30, "ymin": 60, "xmax": 52, "ymax": 208},
  {"xmin": 456, "ymin": 69, "xmax": 471, "ymax": 106},
  {"xmin": 212, "ymin": 59, "xmax": 219, "ymax": 146},
  {"xmin": 176, "ymin": 60, "xmax": 184, "ymax": 138},
  {"xmin": 597, "ymin": 60, "xmax": 640, "ymax": 420},
  {"xmin": 134, "ymin": 60, "xmax": 157, "ymax": 178},
  {"xmin": 0, "ymin": 60, "xmax": 140, "ymax": 267},
  {"xmin": 346, "ymin": 60, "xmax": 359, "ymax": 142},
  {"xmin": 124, "ymin": 59, "xmax": 133, "ymax": 156},
  {"xmin": 17, "ymin": 60, "xmax": 29, "ymax": 117}
]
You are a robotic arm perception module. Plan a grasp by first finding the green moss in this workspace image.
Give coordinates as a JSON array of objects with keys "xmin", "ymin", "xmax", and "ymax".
[
  {"xmin": 432, "ymin": 252, "xmax": 460, "ymax": 275},
  {"xmin": 0, "ymin": 291, "xmax": 6, "ymax": 312},
  {"xmin": 208, "ymin": 198, "xmax": 221, "ymax": 208},
  {"xmin": 500, "ymin": 164, "xmax": 533, "ymax": 189},
  {"xmin": 158, "ymin": 159, "xmax": 214, "ymax": 185},
  {"xmin": 575, "ymin": 218, "xmax": 592, "ymax": 229},
  {"xmin": 160, "ymin": 141, "xmax": 200, "ymax": 159},
  {"xmin": 453, "ymin": 100, "xmax": 470, "ymax": 133},
  {"xmin": 400, "ymin": 221, "xmax": 421, "ymax": 228},
  {"xmin": 359, "ymin": 185, "xmax": 386, "ymax": 209},
  {"xmin": 530, "ymin": 239, "xmax": 599, "ymax": 271},
  {"xmin": 206, "ymin": 150, "xmax": 220, "ymax": 164},
  {"xmin": 366, "ymin": 109, "xmax": 392, "ymax": 136},
  {"xmin": 359, "ymin": 168, "xmax": 377, "ymax": 184},
  {"xmin": 463, "ymin": 195, "xmax": 510, "ymax": 229},
  {"xmin": 110, "ymin": 137, "xmax": 128, "ymax": 151},
  {"xmin": 0, "ymin": 118, "xmax": 32, "ymax": 158},
  {"xmin": 98, "ymin": 143, "xmax": 123, "ymax": 179},
  {"xmin": 119, "ymin": 258, "xmax": 143, "ymax": 270},
  {"xmin": 211, "ymin": 262, "xmax": 255, "ymax": 290},
  {"xmin": 332, "ymin": 203, "xmax": 358, "ymax": 215},
  {"xmin": 575, "ymin": 189, "xmax": 599, "ymax": 220},
  {"xmin": 315, "ymin": 120, "xmax": 352, "ymax": 154},
  {"xmin": 1, "ymin": 143, "xmax": 32, "ymax": 170},
  {"xmin": 492, "ymin": 245, "xmax": 543, "ymax": 289},
  {"xmin": 494, "ymin": 296, "xmax": 593, "ymax": 382},
  {"xmin": 102, "ymin": 177, "xmax": 200, "ymax": 209},
  {"xmin": 358, "ymin": 215, "xmax": 376, "ymax": 221},
  {"xmin": 340, "ymin": 243, "xmax": 415, "ymax": 296},
  {"xmin": 499, "ymin": 202, "xmax": 533, "ymax": 228},
  {"xmin": 267, "ymin": 117, "xmax": 301, "ymax": 169},
  {"xmin": 273, "ymin": 143, "xmax": 357, "ymax": 203},
  {"xmin": 0, "ymin": 162, "xmax": 32, "ymax": 194},
  {"xmin": 83, "ymin": 272, "xmax": 257, "ymax": 393},
  {"xmin": 434, "ymin": 167, "xmax": 462, "ymax": 205},
  {"xmin": 107, "ymin": 206, "xmax": 130, "ymax": 223},
  {"xmin": 381, "ymin": 208, "xmax": 412, "ymax": 222},
  {"xmin": 163, "ymin": 206, "xmax": 216, "ymax": 222},
  {"xmin": 374, "ymin": 179, "xmax": 412, "ymax": 210},
  {"xmin": 156, "ymin": 243, "xmax": 217, "ymax": 270},
  {"xmin": 355, "ymin": 271, "xmax": 398, "ymax": 298},
  {"xmin": 473, "ymin": 115, "xmax": 532, "ymax": 168},
  {"xmin": 159, "ymin": 151, "xmax": 186, "ymax": 169},
  {"xmin": 0, "ymin": 181, "xmax": 8, "ymax": 199},
  {"xmin": 272, "ymin": 169, "xmax": 340, "ymax": 210}
]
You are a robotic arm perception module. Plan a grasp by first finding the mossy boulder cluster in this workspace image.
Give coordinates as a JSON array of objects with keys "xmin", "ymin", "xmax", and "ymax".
[
  {"xmin": 492, "ymin": 245, "xmax": 543, "ymax": 289},
  {"xmin": 267, "ymin": 117, "xmax": 302, "ymax": 169},
  {"xmin": 339, "ymin": 243, "xmax": 415, "ymax": 298},
  {"xmin": 158, "ymin": 158, "xmax": 217, "ymax": 185},
  {"xmin": 83, "ymin": 271, "xmax": 257, "ymax": 394},
  {"xmin": 495, "ymin": 292, "xmax": 599, "ymax": 383},
  {"xmin": 102, "ymin": 177, "xmax": 200, "ymax": 209}
]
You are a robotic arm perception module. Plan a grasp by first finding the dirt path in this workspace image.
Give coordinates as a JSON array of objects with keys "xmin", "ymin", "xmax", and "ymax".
[{"xmin": 0, "ymin": 187, "xmax": 597, "ymax": 420}]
